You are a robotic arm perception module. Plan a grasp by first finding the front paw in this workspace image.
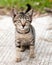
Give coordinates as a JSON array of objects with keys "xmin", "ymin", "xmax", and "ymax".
[
  {"xmin": 15, "ymin": 58, "xmax": 21, "ymax": 62},
  {"xmin": 29, "ymin": 53, "xmax": 35, "ymax": 58},
  {"xmin": 20, "ymin": 48, "xmax": 25, "ymax": 52}
]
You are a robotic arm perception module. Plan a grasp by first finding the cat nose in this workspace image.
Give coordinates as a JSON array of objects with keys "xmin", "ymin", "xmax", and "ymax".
[
  {"xmin": 22, "ymin": 24, "xmax": 25, "ymax": 28},
  {"xmin": 21, "ymin": 21, "xmax": 25, "ymax": 28}
]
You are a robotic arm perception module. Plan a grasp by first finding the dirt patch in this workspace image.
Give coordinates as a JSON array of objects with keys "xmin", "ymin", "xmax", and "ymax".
[
  {"xmin": 0, "ymin": 7, "xmax": 11, "ymax": 16},
  {"xmin": 0, "ymin": 7, "xmax": 52, "ymax": 21},
  {"xmin": 0, "ymin": 7, "xmax": 50, "ymax": 18}
]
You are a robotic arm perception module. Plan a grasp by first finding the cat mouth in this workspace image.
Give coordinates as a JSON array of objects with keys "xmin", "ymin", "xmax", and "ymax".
[
  {"xmin": 21, "ymin": 28, "xmax": 26, "ymax": 30},
  {"xmin": 17, "ymin": 28, "xmax": 30, "ymax": 34}
]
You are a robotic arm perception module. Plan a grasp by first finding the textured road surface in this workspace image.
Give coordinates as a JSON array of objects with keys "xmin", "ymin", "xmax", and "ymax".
[
  {"xmin": 0, "ymin": 31, "xmax": 52, "ymax": 65},
  {"xmin": 0, "ymin": 15, "xmax": 52, "ymax": 65}
]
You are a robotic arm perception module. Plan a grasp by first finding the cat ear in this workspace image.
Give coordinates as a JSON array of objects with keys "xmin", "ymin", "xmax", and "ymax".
[
  {"xmin": 26, "ymin": 9, "xmax": 33, "ymax": 17},
  {"xmin": 11, "ymin": 8, "xmax": 18, "ymax": 23},
  {"xmin": 12, "ymin": 8, "xmax": 18, "ymax": 18},
  {"xmin": 26, "ymin": 9, "xmax": 33, "ymax": 22}
]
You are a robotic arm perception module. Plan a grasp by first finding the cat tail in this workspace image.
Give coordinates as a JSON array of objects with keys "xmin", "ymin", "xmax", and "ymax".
[{"xmin": 25, "ymin": 4, "xmax": 31, "ymax": 14}]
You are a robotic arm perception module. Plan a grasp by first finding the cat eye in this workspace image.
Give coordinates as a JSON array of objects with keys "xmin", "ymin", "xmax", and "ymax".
[
  {"xmin": 17, "ymin": 20, "xmax": 21, "ymax": 23},
  {"xmin": 26, "ymin": 20, "xmax": 31, "ymax": 23},
  {"xmin": 26, "ymin": 21, "xmax": 30, "ymax": 25},
  {"xmin": 26, "ymin": 19, "xmax": 29, "ymax": 21}
]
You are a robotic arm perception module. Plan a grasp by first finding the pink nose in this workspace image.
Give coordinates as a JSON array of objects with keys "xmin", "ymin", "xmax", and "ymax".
[{"xmin": 22, "ymin": 24, "xmax": 25, "ymax": 28}]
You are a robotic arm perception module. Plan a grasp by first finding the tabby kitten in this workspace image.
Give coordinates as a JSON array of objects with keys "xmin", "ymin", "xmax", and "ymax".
[{"xmin": 12, "ymin": 4, "xmax": 35, "ymax": 62}]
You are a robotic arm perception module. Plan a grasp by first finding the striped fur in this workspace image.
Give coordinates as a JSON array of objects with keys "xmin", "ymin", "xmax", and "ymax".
[{"xmin": 13, "ymin": 4, "xmax": 35, "ymax": 62}]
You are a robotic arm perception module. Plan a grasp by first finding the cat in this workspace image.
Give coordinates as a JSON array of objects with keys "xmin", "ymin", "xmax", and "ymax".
[{"xmin": 12, "ymin": 4, "xmax": 35, "ymax": 62}]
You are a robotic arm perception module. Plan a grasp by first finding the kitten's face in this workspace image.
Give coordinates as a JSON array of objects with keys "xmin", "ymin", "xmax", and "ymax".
[{"xmin": 13, "ymin": 9, "xmax": 33, "ymax": 33}]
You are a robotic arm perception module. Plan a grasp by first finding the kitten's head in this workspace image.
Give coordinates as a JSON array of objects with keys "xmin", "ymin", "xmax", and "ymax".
[{"xmin": 12, "ymin": 6, "xmax": 33, "ymax": 33}]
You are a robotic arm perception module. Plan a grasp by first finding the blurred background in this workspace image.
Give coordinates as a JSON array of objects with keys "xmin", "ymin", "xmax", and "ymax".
[
  {"xmin": 0, "ymin": 0, "xmax": 52, "ymax": 65},
  {"xmin": 0, "ymin": 0, "xmax": 52, "ymax": 13}
]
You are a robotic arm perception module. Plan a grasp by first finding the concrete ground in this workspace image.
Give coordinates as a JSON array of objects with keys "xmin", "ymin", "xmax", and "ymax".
[
  {"xmin": 0, "ymin": 15, "xmax": 52, "ymax": 65},
  {"xmin": 0, "ymin": 33, "xmax": 52, "ymax": 65}
]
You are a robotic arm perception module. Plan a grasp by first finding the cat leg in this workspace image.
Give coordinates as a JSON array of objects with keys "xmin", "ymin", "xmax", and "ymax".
[
  {"xmin": 15, "ymin": 40, "xmax": 22, "ymax": 62},
  {"xmin": 15, "ymin": 47, "xmax": 22, "ymax": 62},
  {"xmin": 16, "ymin": 40, "xmax": 25, "ymax": 52},
  {"xmin": 20, "ymin": 45, "xmax": 25, "ymax": 52},
  {"xmin": 29, "ymin": 41, "xmax": 35, "ymax": 58}
]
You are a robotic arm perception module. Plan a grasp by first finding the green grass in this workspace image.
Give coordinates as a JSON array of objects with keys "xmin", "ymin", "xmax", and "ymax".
[{"xmin": 0, "ymin": 0, "xmax": 52, "ymax": 13}]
